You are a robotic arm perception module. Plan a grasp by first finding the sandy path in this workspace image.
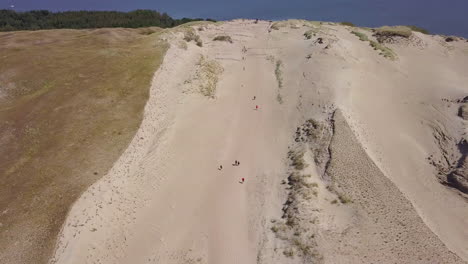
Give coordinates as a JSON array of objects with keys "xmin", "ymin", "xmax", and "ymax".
[{"xmin": 51, "ymin": 21, "xmax": 293, "ymax": 264}]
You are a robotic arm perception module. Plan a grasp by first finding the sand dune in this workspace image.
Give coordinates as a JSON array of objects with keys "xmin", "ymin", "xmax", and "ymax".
[{"xmin": 50, "ymin": 20, "xmax": 468, "ymax": 263}]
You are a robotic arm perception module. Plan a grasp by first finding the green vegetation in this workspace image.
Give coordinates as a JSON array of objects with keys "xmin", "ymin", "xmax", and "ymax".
[
  {"xmin": 369, "ymin": 40, "xmax": 396, "ymax": 60},
  {"xmin": 0, "ymin": 28, "xmax": 168, "ymax": 263},
  {"xmin": 340, "ymin": 21, "xmax": 355, "ymax": 27},
  {"xmin": 351, "ymin": 31, "xmax": 369, "ymax": 41},
  {"xmin": 350, "ymin": 30, "xmax": 396, "ymax": 60},
  {"xmin": 338, "ymin": 194, "xmax": 352, "ymax": 204},
  {"xmin": 275, "ymin": 60, "xmax": 283, "ymax": 88},
  {"xmin": 0, "ymin": 9, "xmax": 214, "ymax": 31},
  {"xmin": 288, "ymin": 150, "xmax": 307, "ymax": 170},
  {"xmin": 304, "ymin": 28, "xmax": 320, "ymax": 39},
  {"xmin": 374, "ymin": 26, "xmax": 412, "ymax": 41},
  {"xmin": 213, "ymin": 35, "xmax": 233, "ymax": 43},
  {"xmin": 407, "ymin": 25, "xmax": 430, "ymax": 34}
]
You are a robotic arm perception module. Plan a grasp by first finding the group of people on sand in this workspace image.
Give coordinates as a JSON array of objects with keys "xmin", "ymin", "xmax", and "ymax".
[
  {"xmin": 218, "ymin": 160, "xmax": 244, "ymax": 183},
  {"xmin": 218, "ymin": 94, "xmax": 260, "ymax": 184}
]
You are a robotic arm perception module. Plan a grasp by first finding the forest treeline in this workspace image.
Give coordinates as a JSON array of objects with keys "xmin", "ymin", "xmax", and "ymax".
[{"xmin": 0, "ymin": 9, "xmax": 215, "ymax": 31}]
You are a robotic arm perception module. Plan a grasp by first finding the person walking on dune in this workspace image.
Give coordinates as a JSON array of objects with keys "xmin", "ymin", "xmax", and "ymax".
[{"xmin": 255, "ymin": 105, "xmax": 259, "ymax": 110}]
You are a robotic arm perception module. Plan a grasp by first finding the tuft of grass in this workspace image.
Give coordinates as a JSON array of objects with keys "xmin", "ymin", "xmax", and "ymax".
[
  {"xmin": 289, "ymin": 150, "xmax": 307, "ymax": 170},
  {"xmin": 338, "ymin": 194, "xmax": 352, "ymax": 204},
  {"xmin": 331, "ymin": 199, "xmax": 338, "ymax": 204},
  {"xmin": 183, "ymin": 29, "xmax": 203, "ymax": 47},
  {"xmin": 196, "ymin": 56, "xmax": 223, "ymax": 98},
  {"xmin": 406, "ymin": 25, "xmax": 429, "ymax": 34},
  {"xmin": 369, "ymin": 40, "xmax": 396, "ymax": 60},
  {"xmin": 351, "ymin": 31, "xmax": 369, "ymax": 41},
  {"xmin": 275, "ymin": 60, "xmax": 283, "ymax": 88},
  {"xmin": 213, "ymin": 35, "xmax": 233, "ymax": 43},
  {"xmin": 283, "ymin": 248, "xmax": 295, "ymax": 258},
  {"xmin": 304, "ymin": 28, "xmax": 319, "ymax": 40},
  {"xmin": 374, "ymin": 26, "xmax": 412, "ymax": 43},
  {"xmin": 340, "ymin": 21, "xmax": 355, "ymax": 27},
  {"xmin": 277, "ymin": 93, "xmax": 283, "ymax": 104}
]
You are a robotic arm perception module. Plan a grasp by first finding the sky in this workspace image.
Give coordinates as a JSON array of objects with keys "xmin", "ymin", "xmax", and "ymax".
[{"xmin": 3, "ymin": 0, "xmax": 468, "ymax": 37}]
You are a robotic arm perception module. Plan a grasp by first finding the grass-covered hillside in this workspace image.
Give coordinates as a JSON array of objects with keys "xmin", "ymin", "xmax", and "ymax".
[{"xmin": 0, "ymin": 27, "xmax": 168, "ymax": 263}]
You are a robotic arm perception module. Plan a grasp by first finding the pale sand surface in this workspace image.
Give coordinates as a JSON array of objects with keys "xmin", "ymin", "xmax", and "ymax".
[{"xmin": 51, "ymin": 20, "xmax": 468, "ymax": 263}]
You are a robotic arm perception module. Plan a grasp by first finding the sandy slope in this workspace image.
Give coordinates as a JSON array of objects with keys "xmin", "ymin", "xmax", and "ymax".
[{"xmin": 51, "ymin": 20, "xmax": 468, "ymax": 263}]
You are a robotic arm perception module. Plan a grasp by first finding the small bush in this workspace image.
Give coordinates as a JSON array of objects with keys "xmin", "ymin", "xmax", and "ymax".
[
  {"xmin": 340, "ymin": 22, "xmax": 355, "ymax": 27},
  {"xmin": 351, "ymin": 31, "xmax": 369, "ymax": 41},
  {"xmin": 331, "ymin": 199, "xmax": 338, "ymax": 204},
  {"xmin": 374, "ymin": 26, "xmax": 412, "ymax": 43},
  {"xmin": 213, "ymin": 35, "xmax": 233, "ymax": 43},
  {"xmin": 270, "ymin": 23, "xmax": 280, "ymax": 30}
]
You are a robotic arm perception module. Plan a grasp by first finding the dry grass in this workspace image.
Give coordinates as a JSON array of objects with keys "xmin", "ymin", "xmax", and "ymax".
[
  {"xmin": 349, "ymin": 30, "xmax": 396, "ymax": 60},
  {"xmin": 288, "ymin": 150, "xmax": 307, "ymax": 170},
  {"xmin": 304, "ymin": 28, "xmax": 320, "ymax": 40},
  {"xmin": 351, "ymin": 31, "xmax": 369, "ymax": 41},
  {"xmin": 374, "ymin": 26, "xmax": 412, "ymax": 44},
  {"xmin": 271, "ymin": 20, "xmax": 321, "ymax": 31},
  {"xmin": 213, "ymin": 35, "xmax": 233, "ymax": 43},
  {"xmin": 196, "ymin": 56, "xmax": 223, "ymax": 98},
  {"xmin": 183, "ymin": 28, "xmax": 203, "ymax": 47},
  {"xmin": 406, "ymin": 25, "xmax": 430, "ymax": 34},
  {"xmin": 275, "ymin": 60, "xmax": 283, "ymax": 88},
  {"xmin": 369, "ymin": 40, "xmax": 396, "ymax": 60},
  {"xmin": 0, "ymin": 27, "xmax": 168, "ymax": 264},
  {"xmin": 178, "ymin": 40, "xmax": 188, "ymax": 50},
  {"xmin": 340, "ymin": 21, "xmax": 355, "ymax": 27}
]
